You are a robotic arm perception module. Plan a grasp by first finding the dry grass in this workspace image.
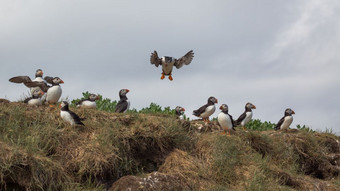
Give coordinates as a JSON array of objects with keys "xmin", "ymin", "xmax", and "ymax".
[{"xmin": 0, "ymin": 102, "xmax": 339, "ymax": 190}]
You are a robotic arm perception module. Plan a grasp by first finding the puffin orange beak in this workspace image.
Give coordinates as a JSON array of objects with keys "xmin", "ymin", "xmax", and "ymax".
[
  {"xmin": 60, "ymin": 80, "xmax": 64, "ymax": 84},
  {"xmin": 252, "ymin": 105, "xmax": 256, "ymax": 109},
  {"xmin": 126, "ymin": 89, "xmax": 130, "ymax": 93},
  {"xmin": 292, "ymin": 110, "xmax": 295, "ymax": 114},
  {"xmin": 40, "ymin": 90, "xmax": 44, "ymax": 95},
  {"xmin": 181, "ymin": 108, "xmax": 185, "ymax": 112},
  {"xmin": 215, "ymin": 99, "xmax": 218, "ymax": 104},
  {"xmin": 219, "ymin": 105, "xmax": 223, "ymax": 110},
  {"xmin": 39, "ymin": 71, "xmax": 43, "ymax": 75},
  {"xmin": 59, "ymin": 104, "xmax": 62, "ymax": 108}
]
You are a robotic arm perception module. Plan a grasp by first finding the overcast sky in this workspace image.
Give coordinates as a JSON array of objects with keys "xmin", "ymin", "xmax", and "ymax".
[{"xmin": 1, "ymin": 0, "xmax": 339, "ymax": 133}]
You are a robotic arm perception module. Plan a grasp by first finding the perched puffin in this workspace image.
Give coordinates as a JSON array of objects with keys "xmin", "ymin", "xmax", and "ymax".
[
  {"xmin": 150, "ymin": 50, "xmax": 194, "ymax": 81},
  {"xmin": 24, "ymin": 89, "xmax": 44, "ymax": 106},
  {"xmin": 115, "ymin": 89, "xmax": 130, "ymax": 113},
  {"xmin": 175, "ymin": 106, "xmax": 185, "ymax": 120},
  {"xmin": 60, "ymin": 101, "xmax": 85, "ymax": 126},
  {"xmin": 27, "ymin": 76, "xmax": 64, "ymax": 106},
  {"xmin": 235, "ymin": 102, "xmax": 256, "ymax": 128},
  {"xmin": 9, "ymin": 69, "xmax": 46, "ymax": 95},
  {"xmin": 218, "ymin": 104, "xmax": 235, "ymax": 135},
  {"xmin": 193, "ymin": 96, "xmax": 218, "ymax": 122},
  {"xmin": 274, "ymin": 108, "xmax": 295, "ymax": 131},
  {"xmin": 76, "ymin": 94, "xmax": 100, "ymax": 108}
]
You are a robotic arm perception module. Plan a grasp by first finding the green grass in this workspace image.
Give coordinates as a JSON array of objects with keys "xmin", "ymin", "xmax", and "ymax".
[{"xmin": 0, "ymin": 101, "xmax": 339, "ymax": 191}]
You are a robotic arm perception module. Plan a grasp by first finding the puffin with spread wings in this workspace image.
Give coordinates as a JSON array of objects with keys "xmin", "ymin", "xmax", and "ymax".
[
  {"xmin": 9, "ymin": 69, "xmax": 46, "ymax": 95},
  {"xmin": 150, "ymin": 50, "xmax": 194, "ymax": 81}
]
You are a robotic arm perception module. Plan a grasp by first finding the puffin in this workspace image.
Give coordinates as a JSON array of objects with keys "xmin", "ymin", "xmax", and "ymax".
[
  {"xmin": 193, "ymin": 96, "xmax": 218, "ymax": 122},
  {"xmin": 235, "ymin": 102, "xmax": 256, "ymax": 128},
  {"xmin": 175, "ymin": 106, "xmax": 185, "ymax": 120},
  {"xmin": 9, "ymin": 69, "xmax": 47, "ymax": 95},
  {"xmin": 26, "ymin": 76, "xmax": 64, "ymax": 106},
  {"xmin": 60, "ymin": 101, "xmax": 85, "ymax": 126},
  {"xmin": 150, "ymin": 50, "xmax": 194, "ymax": 81},
  {"xmin": 217, "ymin": 104, "xmax": 235, "ymax": 135},
  {"xmin": 76, "ymin": 94, "xmax": 100, "ymax": 108},
  {"xmin": 24, "ymin": 89, "xmax": 44, "ymax": 106},
  {"xmin": 115, "ymin": 89, "xmax": 130, "ymax": 113},
  {"xmin": 274, "ymin": 108, "xmax": 295, "ymax": 131}
]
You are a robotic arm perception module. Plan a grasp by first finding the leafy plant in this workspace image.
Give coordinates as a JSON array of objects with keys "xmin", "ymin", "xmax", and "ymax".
[
  {"xmin": 296, "ymin": 124, "xmax": 315, "ymax": 133},
  {"xmin": 245, "ymin": 119, "xmax": 276, "ymax": 131}
]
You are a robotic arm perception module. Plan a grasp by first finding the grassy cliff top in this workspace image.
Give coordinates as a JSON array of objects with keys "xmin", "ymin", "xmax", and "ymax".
[{"xmin": 0, "ymin": 102, "xmax": 339, "ymax": 191}]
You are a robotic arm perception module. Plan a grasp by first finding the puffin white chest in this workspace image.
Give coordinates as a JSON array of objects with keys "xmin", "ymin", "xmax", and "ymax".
[
  {"xmin": 28, "ymin": 98, "xmax": 42, "ymax": 106},
  {"xmin": 200, "ymin": 105, "xmax": 215, "ymax": 118},
  {"xmin": 280, "ymin": 116, "xmax": 293, "ymax": 130},
  {"xmin": 218, "ymin": 112, "xmax": 233, "ymax": 130},
  {"xmin": 162, "ymin": 60, "xmax": 175, "ymax": 75},
  {"xmin": 241, "ymin": 111, "xmax": 253, "ymax": 126},
  {"xmin": 60, "ymin": 110, "xmax": 75, "ymax": 126},
  {"xmin": 80, "ymin": 100, "xmax": 97, "ymax": 108},
  {"xmin": 46, "ymin": 85, "xmax": 62, "ymax": 104},
  {"xmin": 125, "ymin": 100, "xmax": 130, "ymax": 112}
]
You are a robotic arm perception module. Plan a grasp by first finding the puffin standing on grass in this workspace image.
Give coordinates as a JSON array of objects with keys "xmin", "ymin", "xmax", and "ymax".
[
  {"xmin": 24, "ymin": 89, "xmax": 44, "ymax": 106},
  {"xmin": 115, "ymin": 89, "xmax": 130, "ymax": 113},
  {"xmin": 20, "ymin": 76, "xmax": 64, "ymax": 106},
  {"xmin": 274, "ymin": 108, "xmax": 295, "ymax": 131},
  {"xmin": 175, "ymin": 106, "xmax": 185, "ymax": 120},
  {"xmin": 76, "ymin": 94, "xmax": 100, "ymax": 109},
  {"xmin": 60, "ymin": 101, "xmax": 85, "ymax": 126},
  {"xmin": 9, "ymin": 69, "xmax": 46, "ymax": 95},
  {"xmin": 150, "ymin": 50, "xmax": 194, "ymax": 81},
  {"xmin": 218, "ymin": 104, "xmax": 235, "ymax": 135},
  {"xmin": 235, "ymin": 102, "xmax": 256, "ymax": 128},
  {"xmin": 193, "ymin": 96, "xmax": 218, "ymax": 122}
]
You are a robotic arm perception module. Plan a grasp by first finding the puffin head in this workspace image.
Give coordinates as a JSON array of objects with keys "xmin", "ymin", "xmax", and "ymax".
[
  {"xmin": 208, "ymin": 96, "xmax": 218, "ymax": 104},
  {"xmin": 219, "ymin": 104, "xmax": 228, "ymax": 112},
  {"xmin": 35, "ymin": 69, "xmax": 43, "ymax": 77},
  {"xmin": 246, "ymin": 102, "xmax": 256, "ymax": 110},
  {"xmin": 89, "ymin": 94, "xmax": 100, "ymax": 101},
  {"xmin": 175, "ymin": 106, "xmax": 185, "ymax": 115},
  {"xmin": 32, "ymin": 89, "xmax": 44, "ymax": 98},
  {"xmin": 119, "ymin": 89, "xmax": 130, "ymax": 96},
  {"xmin": 285, "ymin": 108, "xmax": 295, "ymax": 116},
  {"xmin": 60, "ymin": 101, "xmax": 68, "ymax": 108},
  {"xmin": 52, "ymin": 77, "xmax": 64, "ymax": 85}
]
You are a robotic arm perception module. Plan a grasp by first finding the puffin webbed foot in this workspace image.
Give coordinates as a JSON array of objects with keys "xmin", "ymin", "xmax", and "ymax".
[
  {"xmin": 161, "ymin": 73, "xmax": 165, "ymax": 80},
  {"xmin": 168, "ymin": 75, "xmax": 173, "ymax": 81}
]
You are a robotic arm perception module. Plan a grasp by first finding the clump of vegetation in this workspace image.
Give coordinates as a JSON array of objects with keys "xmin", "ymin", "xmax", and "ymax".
[
  {"xmin": 245, "ymin": 119, "xmax": 276, "ymax": 131},
  {"xmin": 0, "ymin": 99, "xmax": 339, "ymax": 191}
]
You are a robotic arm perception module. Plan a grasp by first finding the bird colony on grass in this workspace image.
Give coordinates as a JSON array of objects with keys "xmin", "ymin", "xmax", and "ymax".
[{"xmin": 8, "ymin": 51, "xmax": 295, "ymax": 131}]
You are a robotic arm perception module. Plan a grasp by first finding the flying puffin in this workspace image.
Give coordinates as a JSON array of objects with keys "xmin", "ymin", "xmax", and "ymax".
[
  {"xmin": 218, "ymin": 104, "xmax": 235, "ymax": 135},
  {"xmin": 175, "ymin": 106, "xmax": 185, "ymax": 120},
  {"xmin": 235, "ymin": 102, "xmax": 256, "ymax": 128},
  {"xmin": 150, "ymin": 50, "xmax": 194, "ymax": 81},
  {"xmin": 24, "ymin": 89, "xmax": 44, "ymax": 106},
  {"xmin": 274, "ymin": 108, "xmax": 295, "ymax": 131},
  {"xmin": 25, "ymin": 76, "xmax": 64, "ymax": 106},
  {"xmin": 115, "ymin": 89, "xmax": 130, "ymax": 113},
  {"xmin": 60, "ymin": 101, "xmax": 85, "ymax": 126},
  {"xmin": 9, "ymin": 69, "xmax": 47, "ymax": 95},
  {"xmin": 193, "ymin": 96, "xmax": 218, "ymax": 122},
  {"xmin": 76, "ymin": 94, "xmax": 100, "ymax": 108}
]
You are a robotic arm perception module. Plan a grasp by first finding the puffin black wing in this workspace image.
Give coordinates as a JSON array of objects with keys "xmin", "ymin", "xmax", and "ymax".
[
  {"xmin": 228, "ymin": 114, "xmax": 236, "ymax": 130},
  {"xmin": 44, "ymin": 76, "xmax": 55, "ymax": 84},
  {"xmin": 274, "ymin": 116, "xmax": 285, "ymax": 130},
  {"xmin": 150, "ymin": 51, "xmax": 162, "ymax": 67},
  {"xmin": 115, "ymin": 100, "xmax": 128, "ymax": 113},
  {"xmin": 193, "ymin": 104, "xmax": 208, "ymax": 117},
  {"xmin": 24, "ymin": 97, "xmax": 33, "ymax": 103},
  {"xmin": 235, "ymin": 112, "xmax": 246, "ymax": 126},
  {"xmin": 24, "ymin": 81, "xmax": 49, "ymax": 92},
  {"xmin": 9, "ymin": 76, "xmax": 32, "ymax": 87},
  {"xmin": 174, "ymin": 50, "xmax": 194, "ymax": 69},
  {"xmin": 69, "ymin": 111, "xmax": 85, "ymax": 126}
]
